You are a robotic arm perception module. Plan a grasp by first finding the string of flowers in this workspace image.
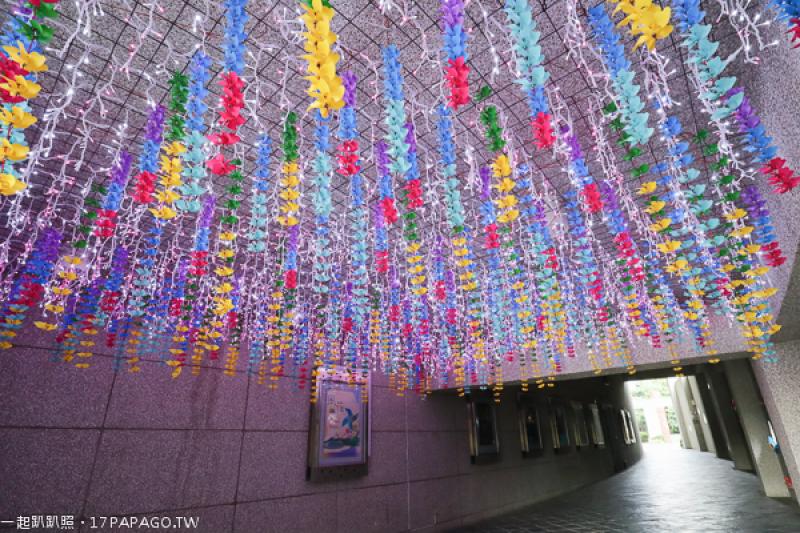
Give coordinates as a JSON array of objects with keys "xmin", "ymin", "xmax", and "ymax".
[
  {"xmin": 0, "ymin": 0, "xmax": 58, "ymax": 196},
  {"xmin": 0, "ymin": 228, "xmax": 60, "ymax": 349},
  {"xmin": 310, "ymin": 108, "xmax": 334, "ymax": 378},
  {"xmin": 726, "ymin": 87, "xmax": 799, "ymax": 194},
  {"xmin": 586, "ymin": 4, "xmax": 653, "ymax": 146},
  {"xmin": 202, "ymin": 0, "xmax": 248, "ymax": 371},
  {"xmin": 611, "ymin": 0, "xmax": 674, "ymax": 51},
  {"xmin": 515, "ymin": 167, "xmax": 569, "ymax": 378},
  {"xmin": 44, "ymin": 153, "xmax": 136, "ymax": 354},
  {"xmin": 300, "ymin": 0, "xmax": 344, "ymax": 118},
  {"xmin": 691, "ymin": 131, "xmax": 782, "ymax": 361},
  {"xmin": 169, "ymin": 195, "xmax": 215, "ymax": 379},
  {"xmin": 244, "ymin": 135, "xmax": 272, "ymax": 376},
  {"xmin": 338, "ymin": 72, "xmax": 370, "ymax": 383},
  {"xmin": 176, "ymin": 52, "xmax": 211, "ymax": 213},
  {"xmin": 440, "ymin": 0, "xmax": 470, "ymax": 110},
  {"xmin": 569, "ymin": 5, "xmax": 704, "ymax": 355},
  {"xmin": 94, "ymin": 152, "xmax": 133, "ymax": 240},
  {"xmin": 481, "ymin": 106, "xmax": 540, "ymax": 388},
  {"xmin": 436, "ymin": 105, "xmax": 484, "ymax": 392},
  {"xmin": 374, "ymin": 140, "xmax": 396, "ymax": 274},
  {"xmin": 478, "ymin": 164, "xmax": 506, "ymax": 392},
  {"xmin": 382, "ymin": 44, "xmax": 429, "ymax": 392},
  {"xmin": 555, "ymin": 121, "xmax": 618, "ymax": 368},
  {"xmin": 768, "ymin": 0, "xmax": 800, "ymax": 48},
  {"xmin": 267, "ymin": 111, "xmax": 301, "ymax": 388},
  {"xmin": 671, "ymin": 0, "xmax": 796, "ymax": 192},
  {"xmin": 502, "ymin": 0, "xmax": 555, "ymax": 150}
]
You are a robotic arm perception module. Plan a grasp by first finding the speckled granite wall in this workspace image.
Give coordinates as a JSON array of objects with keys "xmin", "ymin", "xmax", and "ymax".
[
  {"xmin": 725, "ymin": 360, "xmax": 791, "ymax": 498},
  {"xmin": 0, "ymin": 340, "xmax": 642, "ymax": 533},
  {"xmin": 752, "ymin": 341, "xmax": 800, "ymax": 503}
]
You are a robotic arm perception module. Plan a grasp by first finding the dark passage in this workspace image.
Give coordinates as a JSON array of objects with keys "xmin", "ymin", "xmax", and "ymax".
[{"xmin": 456, "ymin": 444, "xmax": 800, "ymax": 532}]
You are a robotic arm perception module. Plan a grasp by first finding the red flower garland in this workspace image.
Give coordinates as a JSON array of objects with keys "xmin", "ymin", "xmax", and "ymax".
[
  {"xmin": 131, "ymin": 170, "xmax": 157, "ymax": 203},
  {"xmin": 762, "ymin": 157, "xmax": 800, "ymax": 194},
  {"xmin": 531, "ymin": 112, "xmax": 555, "ymax": 149},
  {"xmin": 445, "ymin": 57, "xmax": 470, "ymax": 110}
]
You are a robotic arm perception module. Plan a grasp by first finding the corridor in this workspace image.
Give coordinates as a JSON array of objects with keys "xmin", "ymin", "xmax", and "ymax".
[{"xmin": 457, "ymin": 444, "xmax": 800, "ymax": 532}]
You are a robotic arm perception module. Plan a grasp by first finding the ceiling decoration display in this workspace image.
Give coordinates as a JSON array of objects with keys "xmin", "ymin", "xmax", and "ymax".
[{"xmin": 0, "ymin": 0, "xmax": 797, "ymax": 400}]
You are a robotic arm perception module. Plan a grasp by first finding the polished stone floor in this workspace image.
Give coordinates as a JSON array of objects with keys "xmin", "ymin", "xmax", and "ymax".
[{"xmin": 456, "ymin": 444, "xmax": 800, "ymax": 533}]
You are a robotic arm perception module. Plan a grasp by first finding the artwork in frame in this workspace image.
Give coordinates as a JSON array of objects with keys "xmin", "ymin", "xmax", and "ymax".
[
  {"xmin": 571, "ymin": 401, "xmax": 590, "ymax": 448},
  {"xmin": 550, "ymin": 403, "xmax": 571, "ymax": 451},
  {"xmin": 518, "ymin": 402, "xmax": 544, "ymax": 456},
  {"xmin": 620, "ymin": 409, "xmax": 632, "ymax": 444},
  {"xmin": 587, "ymin": 403, "xmax": 605, "ymax": 447},
  {"xmin": 467, "ymin": 396, "xmax": 500, "ymax": 460},
  {"xmin": 624, "ymin": 409, "xmax": 637, "ymax": 444},
  {"xmin": 307, "ymin": 366, "xmax": 369, "ymax": 479}
]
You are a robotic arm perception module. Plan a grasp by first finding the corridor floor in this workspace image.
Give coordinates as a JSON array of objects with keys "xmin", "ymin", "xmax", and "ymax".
[{"xmin": 455, "ymin": 444, "xmax": 800, "ymax": 532}]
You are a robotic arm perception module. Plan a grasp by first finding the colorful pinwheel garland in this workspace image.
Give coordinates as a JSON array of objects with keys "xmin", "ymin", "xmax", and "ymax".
[{"xmin": 0, "ymin": 0, "xmax": 798, "ymax": 400}]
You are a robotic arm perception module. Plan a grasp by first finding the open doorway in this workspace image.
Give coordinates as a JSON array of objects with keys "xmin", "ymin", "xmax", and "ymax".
[{"xmin": 628, "ymin": 378, "xmax": 681, "ymax": 448}]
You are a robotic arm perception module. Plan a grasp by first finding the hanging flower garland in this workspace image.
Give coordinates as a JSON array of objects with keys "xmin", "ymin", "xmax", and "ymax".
[
  {"xmin": 0, "ymin": 0, "xmax": 59, "ymax": 196},
  {"xmin": 176, "ymin": 52, "xmax": 211, "ymax": 213},
  {"xmin": 584, "ymin": 10, "xmax": 717, "ymax": 350},
  {"xmin": 477, "ymin": 165, "xmax": 505, "ymax": 389},
  {"xmin": 247, "ymin": 135, "xmax": 272, "ymax": 254},
  {"xmin": 672, "ymin": 0, "xmax": 798, "ymax": 193},
  {"xmin": 338, "ymin": 71, "xmax": 369, "ymax": 380},
  {"xmin": 201, "ymin": 0, "xmax": 248, "ymax": 368},
  {"xmin": 382, "ymin": 44, "xmax": 431, "ymax": 390},
  {"xmin": 94, "ymin": 152, "xmax": 133, "ymax": 239},
  {"xmin": 481, "ymin": 106, "xmax": 541, "ymax": 386},
  {"xmin": 587, "ymin": 4, "xmax": 653, "ymax": 146},
  {"xmin": 0, "ymin": 228, "xmax": 60, "ymax": 349},
  {"xmin": 267, "ymin": 111, "xmax": 301, "ymax": 388},
  {"xmin": 42, "ymin": 150, "xmax": 133, "ymax": 332},
  {"xmin": 436, "ymin": 105, "xmax": 484, "ymax": 391},
  {"xmin": 556, "ymin": 122, "xmax": 617, "ymax": 363},
  {"xmin": 726, "ymin": 88, "xmax": 799, "ymax": 194},
  {"xmin": 131, "ymin": 105, "xmax": 166, "ymax": 204},
  {"xmin": 440, "ymin": 0, "xmax": 470, "ymax": 110},
  {"xmin": 64, "ymin": 246, "xmax": 131, "ymax": 372},
  {"xmin": 169, "ymin": 195, "xmax": 215, "ymax": 379},
  {"xmin": 242, "ymin": 135, "xmax": 272, "ymax": 375},
  {"xmin": 309, "ymin": 109, "xmax": 335, "ymax": 383},
  {"xmin": 374, "ymin": 140, "xmax": 395, "ymax": 274},
  {"xmin": 611, "ymin": 0, "xmax": 674, "ymax": 51},
  {"xmin": 595, "ymin": 102, "xmax": 713, "ymax": 353},
  {"xmin": 300, "ymin": 0, "xmax": 344, "ymax": 118},
  {"xmin": 691, "ymin": 131, "xmax": 782, "ymax": 361},
  {"xmin": 767, "ymin": 0, "xmax": 800, "ymax": 48},
  {"xmin": 576, "ymin": 5, "xmax": 715, "ymax": 354},
  {"xmin": 502, "ymin": 0, "xmax": 555, "ymax": 149},
  {"xmin": 516, "ymin": 184, "xmax": 573, "ymax": 367}
]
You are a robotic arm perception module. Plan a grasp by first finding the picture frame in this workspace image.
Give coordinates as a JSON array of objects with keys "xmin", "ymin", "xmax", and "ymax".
[
  {"xmin": 624, "ymin": 409, "xmax": 637, "ymax": 444},
  {"xmin": 587, "ymin": 403, "xmax": 605, "ymax": 447},
  {"xmin": 467, "ymin": 396, "xmax": 500, "ymax": 459},
  {"xmin": 550, "ymin": 403, "xmax": 571, "ymax": 451},
  {"xmin": 518, "ymin": 402, "xmax": 544, "ymax": 456},
  {"xmin": 307, "ymin": 366, "xmax": 369, "ymax": 480},
  {"xmin": 571, "ymin": 401, "xmax": 590, "ymax": 448},
  {"xmin": 620, "ymin": 409, "xmax": 633, "ymax": 445}
]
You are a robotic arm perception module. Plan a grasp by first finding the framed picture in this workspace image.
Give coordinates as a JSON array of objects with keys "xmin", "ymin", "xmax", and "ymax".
[
  {"xmin": 571, "ymin": 401, "xmax": 590, "ymax": 448},
  {"xmin": 620, "ymin": 409, "xmax": 632, "ymax": 444},
  {"xmin": 624, "ymin": 409, "xmax": 637, "ymax": 444},
  {"xmin": 550, "ymin": 403, "xmax": 571, "ymax": 451},
  {"xmin": 467, "ymin": 396, "xmax": 499, "ymax": 458},
  {"xmin": 307, "ymin": 366, "xmax": 369, "ymax": 479},
  {"xmin": 587, "ymin": 403, "xmax": 605, "ymax": 447},
  {"xmin": 518, "ymin": 403, "xmax": 544, "ymax": 456}
]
